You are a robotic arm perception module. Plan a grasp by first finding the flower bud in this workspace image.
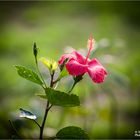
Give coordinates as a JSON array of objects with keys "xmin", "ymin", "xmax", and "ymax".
[{"xmin": 33, "ymin": 42, "xmax": 38, "ymax": 58}]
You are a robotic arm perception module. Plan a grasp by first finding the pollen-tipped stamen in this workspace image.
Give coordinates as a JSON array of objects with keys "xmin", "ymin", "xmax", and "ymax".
[{"xmin": 85, "ymin": 36, "xmax": 94, "ymax": 64}]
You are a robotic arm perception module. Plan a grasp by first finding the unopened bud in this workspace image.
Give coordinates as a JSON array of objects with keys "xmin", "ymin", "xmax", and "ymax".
[{"xmin": 33, "ymin": 42, "xmax": 38, "ymax": 58}]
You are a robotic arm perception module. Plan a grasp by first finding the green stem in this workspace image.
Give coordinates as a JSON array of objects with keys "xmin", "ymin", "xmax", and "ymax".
[
  {"xmin": 39, "ymin": 73, "xmax": 54, "ymax": 139},
  {"xmin": 39, "ymin": 101, "xmax": 51, "ymax": 139},
  {"xmin": 35, "ymin": 58, "xmax": 47, "ymax": 89},
  {"xmin": 33, "ymin": 120, "xmax": 41, "ymax": 129},
  {"xmin": 33, "ymin": 45, "xmax": 53, "ymax": 139},
  {"xmin": 68, "ymin": 81, "xmax": 77, "ymax": 93},
  {"xmin": 68, "ymin": 75, "xmax": 83, "ymax": 93}
]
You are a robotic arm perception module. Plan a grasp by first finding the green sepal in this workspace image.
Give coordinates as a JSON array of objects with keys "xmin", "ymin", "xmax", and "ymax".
[
  {"xmin": 73, "ymin": 75, "xmax": 83, "ymax": 83},
  {"xmin": 59, "ymin": 58, "xmax": 69, "ymax": 71}
]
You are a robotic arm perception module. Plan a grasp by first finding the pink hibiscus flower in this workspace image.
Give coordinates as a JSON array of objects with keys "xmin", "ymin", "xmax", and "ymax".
[{"xmin": 58, "ymin": 36, "xmax": 107, "ymax": 83}]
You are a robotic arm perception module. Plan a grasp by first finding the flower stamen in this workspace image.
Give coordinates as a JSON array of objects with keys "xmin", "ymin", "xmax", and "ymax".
[{"xmin": 85, "ymin": 36, "xmax": 94, "ymax": 64}]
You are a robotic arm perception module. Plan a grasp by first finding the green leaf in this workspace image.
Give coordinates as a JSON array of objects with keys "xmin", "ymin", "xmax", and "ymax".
[
  {"xmin": 45, "ymin": 88, "xmax": 80, "ymax": 107},
  {"xmin": 19, "ymin": 108, "xmax": 37, "ymax": 120},
  {"xmin": 15, "ymin": 65, "xmax": 43, "ymax": 85},
  {"xmin": 56, "ymin": 126, "xmax": 89, "ymax": 139}
]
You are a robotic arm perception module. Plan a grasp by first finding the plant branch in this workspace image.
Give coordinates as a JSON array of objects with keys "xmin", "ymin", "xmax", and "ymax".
[
  {"xmin": 33, "ymin": 44, "xmax": 54, "ymax": 139},
  {"xmin": 33, "ymin": 120, "xmax": 41, "ymax": 129},
  {"xmin": 33, "ymin": 43, "xmax": 47, "ymax": 89},
  {"xmin": 68, "ymin": 75, "xmax": 83, "ymax": 93},
  {"xmin": 39, "ymin": 73, "xmax": 54, "ymax": 139},
  {"xmin": 39, "ymin": 101, "xmax": 51, "ymax": 139},
  {"xmin": 68, "ymin": 81, "xmax": 77, "ymax": 93},
  {"xmin": 35, "ymin": 58, "xmax": 47, "ymax": 89}
]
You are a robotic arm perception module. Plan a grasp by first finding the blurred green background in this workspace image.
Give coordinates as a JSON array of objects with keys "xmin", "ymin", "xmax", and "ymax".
[{"xmin": 0, "ymin": 1, "xmax": 140, "ymax": 139}]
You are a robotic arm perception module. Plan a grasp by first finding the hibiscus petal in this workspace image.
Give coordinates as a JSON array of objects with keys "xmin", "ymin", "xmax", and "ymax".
[
  {"xmin": 58, "ymin": 53, "xmax": 76, "ymax": 65},
  {"xmin": 66, "ymin": 59, "xmax": 87, "ymax": 76},
  {"xmin": 87, "ymin": 58, "xmax": 107, "ymax": 83},
  {"xmin": 58, "ymin": 51, "xmax": 87, "ymax": 65},
  {"xmin": 88, "ymin": 58, "xmax": 105, "ymax": 68},
  {"xmin": 71, "ymin": 51, "xmax": 87, "ymax": 64}
]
